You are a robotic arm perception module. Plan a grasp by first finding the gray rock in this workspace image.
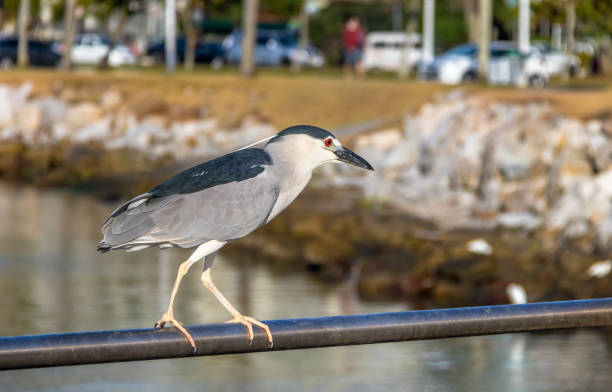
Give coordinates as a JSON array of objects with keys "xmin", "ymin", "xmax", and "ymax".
[
  {"xmin": 65, "ymin": 102, "xmax": 103, "ymax": 129},
  {"xmin": 73, "ymin": 117, "xmax": 112, "ymax": 143},
  {"xmin": 498, "ymin": 212, "xmax": 542, "ymax": 231}
]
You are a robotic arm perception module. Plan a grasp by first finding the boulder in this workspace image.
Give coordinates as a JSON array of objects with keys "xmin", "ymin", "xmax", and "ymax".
[
  {"xmin": 100, "ymin": 90, "xmax": 122, "ymax": 110},
  {"xmin": 354, "ymin": 128, "xmax": 403, "ymax": 152},
  {"xmin": 16, "ymin": 103, "xmax": 42, "ymax": 141},
  {"xmin": 73, "ymin": 117, "xmax": 112, "ymax": 143},
  {"xmin": 65, "ymin": 103, "xmax": 103, "ymax": 130}
]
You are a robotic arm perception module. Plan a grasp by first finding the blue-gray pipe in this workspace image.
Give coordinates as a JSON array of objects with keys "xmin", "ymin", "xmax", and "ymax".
[{"xmin": 1, "ymin": 298, "xmax": 612, "ymax": 370}]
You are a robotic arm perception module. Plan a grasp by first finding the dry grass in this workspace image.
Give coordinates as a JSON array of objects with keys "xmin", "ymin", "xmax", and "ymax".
[
  {"xmin": 476, "ymin": 78, "xmax": 612, "ymax": 119},
  {"xmin": 0, "ymin": 69, "xmax": 450, "ymax": 129},
  {"xmin": 1, "ymin": 69, "xmax": 611, "ymax": 131}
]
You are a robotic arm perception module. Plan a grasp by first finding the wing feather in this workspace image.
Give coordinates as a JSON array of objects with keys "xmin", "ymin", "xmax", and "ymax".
[
  {"xmin": 99, "ymin": 173, "xmax": 279, "ymax": 250},
  {"xmin": 99, "ymin": 147, "xmax": 277, "ymax": 251}
]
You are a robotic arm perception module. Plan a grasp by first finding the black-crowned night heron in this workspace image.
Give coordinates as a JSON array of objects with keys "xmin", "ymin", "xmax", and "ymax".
[{"xmin": 98, "ymin": 125, "xmax": 373, "ymax": 350}]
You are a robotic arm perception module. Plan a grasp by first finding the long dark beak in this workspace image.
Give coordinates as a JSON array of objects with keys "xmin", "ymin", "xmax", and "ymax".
[{"xmin": 334, "ymin": 146, "xmax": 374, "ymax": 171}]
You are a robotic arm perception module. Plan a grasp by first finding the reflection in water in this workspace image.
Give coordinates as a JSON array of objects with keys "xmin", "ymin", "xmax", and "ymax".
[{"xmin": 0, "ymin": 183, "xmax": 611, "ymax": 391}]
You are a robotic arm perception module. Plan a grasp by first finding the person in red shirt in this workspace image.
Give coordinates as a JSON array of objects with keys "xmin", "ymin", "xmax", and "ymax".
[{"xmin": 342, "ymin": 16, "xmax": 365, "ymax": 79}]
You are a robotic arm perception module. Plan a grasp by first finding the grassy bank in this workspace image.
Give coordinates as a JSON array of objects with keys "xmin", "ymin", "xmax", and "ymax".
[
  {"xmin": 0, "ymin": 68, "xmax": 449, "ymax": 130},
  {"xmin": 1, "ymin": 69, "xmax": 612, "ymax": 129}
]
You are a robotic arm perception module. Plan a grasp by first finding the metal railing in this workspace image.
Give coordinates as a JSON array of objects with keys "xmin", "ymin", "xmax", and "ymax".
[{"xmin": 1, "ymin": 298, "xmax": 611, "ymax": 370}]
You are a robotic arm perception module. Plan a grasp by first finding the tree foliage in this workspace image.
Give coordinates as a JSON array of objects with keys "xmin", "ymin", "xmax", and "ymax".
[{"xmin": 532, "ymin": 0, "xmax": 612, "ymax": 37}]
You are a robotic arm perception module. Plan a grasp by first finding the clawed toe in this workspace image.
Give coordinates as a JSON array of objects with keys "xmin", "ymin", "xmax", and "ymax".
[
  {"xmin": 154, "ymin": 314, "xmax": 196, "ymax": 352},
  {"xmin": 226, "ymin": 314, "xmax": 273, "ymax": 347},
  {"xmin": 154, "ymin": 320, "xmax": 166, "ymax": 329}
]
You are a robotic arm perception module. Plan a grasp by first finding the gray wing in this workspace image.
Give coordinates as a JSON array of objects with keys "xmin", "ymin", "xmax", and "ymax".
[{"xmin": 99, "ymin": 174, "xmax": 279, "ymax": 250}]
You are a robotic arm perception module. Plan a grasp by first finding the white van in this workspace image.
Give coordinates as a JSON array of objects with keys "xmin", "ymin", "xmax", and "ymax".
[{"xmin": 363, "ymin": 32, "xmax": 421, "ymax": 72}]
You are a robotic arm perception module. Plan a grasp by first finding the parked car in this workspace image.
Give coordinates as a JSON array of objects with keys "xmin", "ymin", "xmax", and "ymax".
[
  {"xmin": 362, "ymin": 32, "xmax": 421, "ymax": 72},
  {"xmin": 419, "ymin": 41, "xmax": 550, "ymax": 87},
  {"xmin": 224, "ymin": 29, "xmax": 320, "ymax": 67},
  {"xmin": 286, "ymin": 44, "xmax": 325, "ymax": 68},
  {"xmin": 71, "ymin": 34, "xmax": 136, "ymax": 67},
  {"xmin": 490, "ymin": 44, "xmax": 549, "ymax": 88},
  {"xmin": 531, "ymin": 42, "xmax": 580, "ymax": 76},
  {"xmin": 0, "ymin": 36, "xmax": 61, "ymax": 68},
  {"xmin": 574, "ymin": 41, "xmax": 596, "ymax": 57},
  {"xmin": 223, "ymin": 30, "xmax": 290, "ymax": 66},
  {"xmin": 419, "ymin": 42, "xmax": 477, "ymax": 83},
  {"xmin": 146, "ymin": 38, "xmax": 225, "ymax": 68}
]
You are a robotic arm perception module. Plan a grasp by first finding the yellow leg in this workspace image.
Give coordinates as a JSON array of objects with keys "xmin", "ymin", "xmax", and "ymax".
[
  {"xmin": 154, "ymin": 241, "xmax": 228, "ymax": 352},
  {"xmin": 154, "ymin": 260, "xmax": 197, "ymax": 350},
  {"xmin": 201, "ymin": 256, "xmax": 273, "ymax": 347}
]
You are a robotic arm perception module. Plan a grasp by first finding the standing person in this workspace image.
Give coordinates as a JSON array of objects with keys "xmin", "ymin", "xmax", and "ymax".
[{"xmin": 342, "ymin": 16, "xmax": 365, "ymax": 79}]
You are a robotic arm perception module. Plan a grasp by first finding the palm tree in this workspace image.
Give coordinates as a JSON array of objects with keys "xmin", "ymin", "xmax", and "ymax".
[
  {"xmin": 17, "ymin": 0, "xmax": 30, "ymax": 67},
  {"xmin": 181, "ymin": 0, "xmax": 201, "ymax": 71},
  {"xmin": 61, "ymin": 0, "xmax": 76, "ymax": 70},
  {"xmin": 462, "ymin": 0, "xmax": 479, "ymax": 43},
  {"xmin": 566, "ymin": 0, "xmax": 575, "ymax": 53},
  {"xmin": 241, "ymin": 0, "xmax": 259, "ymax": 77}
]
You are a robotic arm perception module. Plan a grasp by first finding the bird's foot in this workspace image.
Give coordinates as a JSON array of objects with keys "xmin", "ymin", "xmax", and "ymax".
[
  {"xmin": 154, "ymin": 313, "xmax": 197, "ymax": 352},
  {"xmin": 226, "ymin": 314, "xmax": 273, "ymax": 348}
]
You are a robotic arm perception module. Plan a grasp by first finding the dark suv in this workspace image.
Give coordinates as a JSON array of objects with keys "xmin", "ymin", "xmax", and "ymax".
[
  {"xmin": 146, "ymin": 38, "xmax": 225, "ymax": 67},
  {"xmin": 0, "ymin": 37, "xmax": 62, "ymax": 68}
]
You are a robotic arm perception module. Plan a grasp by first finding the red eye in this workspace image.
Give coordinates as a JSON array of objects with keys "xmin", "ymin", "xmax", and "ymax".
[{"xmin": 324, "ymin": 138, "xmax": 333, "ymax": 147}]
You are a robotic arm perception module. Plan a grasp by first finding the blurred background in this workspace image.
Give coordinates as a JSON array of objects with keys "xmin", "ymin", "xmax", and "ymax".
[{"xmin": 2, "ymin": 0, "xmax": 612, "ymax": 390}]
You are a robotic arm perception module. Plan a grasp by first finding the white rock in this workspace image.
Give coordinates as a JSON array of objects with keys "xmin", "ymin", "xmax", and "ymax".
[
  {"xmin": 587, "ymin": 260, "xmax": 612, "ymax": 278},
  {"xmin": 383, "ymin": 140, "xmax": 418, "ymax": 169},
  {"xmin": 354, "ymin": 128, "xmax": 402, "ymax": 152},
  {"xmin": 16, "ymin": 103, "xmax": 42, "ymax": 141},
  {"xmin": 109, "ymin": 121, "xmax": 168, "ymax": 151},
  {"xmin": 496, "ymin": 143, "xmax": 537, "ymax": 181},
  {"xmin": 547, "ymin": 193, "xmax": 584, "ymax": 230},
  {"xmin": 65, "ymin": 103, "xmax": 103, "ymax": 129},
  {"xmin": 73, "ymin": 117, "xmax": 112, "ymax": 143},
  {"xmin": 0, "ymin": 126, "xmax": 18, "ymax": 140},
  {"xmin": 467, "ymin": 238, "xmax": 493, "ymax": 255},
  {"xmin": 100, "ymin": 90, "xmax": 122, "ymax": 110},
  {"xmin": 36, "ymin": 97, "xmax": 67, "ymax": 125},
  {"xmin": 171, "ymin": 119, "xmax": 217, "ymax": 145},
  {"xmin": 0, "ymin": 86, "xmax": 14, "ymax": 128},
  {"xmin": 498, "ymin": 212, "xmax": 542, "ymax": 231},
  {"xmin": 51, "ymin": 123, "xmax": 70, "ymax": 140},
  {"xmin": 506, "ymin": 283, "xmax": 527, "ymax": 304}
]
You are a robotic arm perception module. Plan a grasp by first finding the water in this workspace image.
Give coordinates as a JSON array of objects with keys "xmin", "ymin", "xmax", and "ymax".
[{"xmin": 0, "ymin": 183, "xmax": 611, "ymax": 391}]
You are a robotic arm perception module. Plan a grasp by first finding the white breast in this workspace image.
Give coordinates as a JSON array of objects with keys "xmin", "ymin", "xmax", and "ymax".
[{"xmin": 266, "ymin": 170, "xmax": 312, "ymax": 223}]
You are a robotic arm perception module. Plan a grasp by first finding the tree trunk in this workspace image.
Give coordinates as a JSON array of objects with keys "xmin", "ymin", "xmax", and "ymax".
[
  {"xmin": 60, "ymin": 0, "xmax": 76, "ymax": 70},
  {"xmin": 165, "ymin": 0, "xmax": 177, "ymax": 73},
  {"xmin": 478, "ymin": 0, "xmax": 492, "ymax": 81},
  {"xmin": 565, "ymin": 0, "xmax": 575, "ymax": 53},
  {"xmin": 518, "ymin": 0, "xmax": 530, "ymax": 54},
  {"xmin": 398, "ymin": 0, "xmax": 419, "ymax": 79},
  {"xmin": 40, "ymin": 0, "xmax": 54, "ymax": 39},
  {"xmin": 17, "ymin": 0, "xmax": 30, "ymax": 67},
  {"xmin": 462, "ymin": 0, "xmax": 478, "ymax": 42},
  {"xmin": 100, "ymin": 11, "xmax": 126, "ymax": 69},
  {"xmin": 241, "ymin": 0, "xmax": 259, "ymax": 77},
  {"xmin": 421, "ymin": 0, "xmax": 434, "ymax": 64},
  {"xmin": 391, "ymin": 0, "xmax": 402, "ymax": 32},
  {"xmin": 182, "ymin": 3, "xmax": 197, "ymax": 71},
  {"xmin": 292, "ymin": 1, "xmax": 309, "ymax": 72}
]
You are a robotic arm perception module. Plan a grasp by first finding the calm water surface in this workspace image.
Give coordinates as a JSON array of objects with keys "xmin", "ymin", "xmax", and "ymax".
[{"xmin": 0, "ymin": 183, "xmax": 610, "ymax": 391}]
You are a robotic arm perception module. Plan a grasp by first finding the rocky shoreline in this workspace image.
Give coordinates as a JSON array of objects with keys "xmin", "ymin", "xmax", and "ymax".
[{"xmin": 1, "ymin": 83, "xmax": 612, "ymax": 307}]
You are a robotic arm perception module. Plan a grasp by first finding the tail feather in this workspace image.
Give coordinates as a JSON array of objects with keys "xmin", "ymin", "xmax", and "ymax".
[
  {"xmin": 97, "ymin": 242, "xmax": 112, "ymax": 253},
  {"xmin": 98, "ymin": 193, "xmax": 183, "ymax": 252}
]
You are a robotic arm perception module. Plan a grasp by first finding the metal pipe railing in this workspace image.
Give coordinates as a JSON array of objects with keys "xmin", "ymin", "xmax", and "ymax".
[{"xmin": 1, "ymin": 298, "xmax": 612, "ymax": 370}]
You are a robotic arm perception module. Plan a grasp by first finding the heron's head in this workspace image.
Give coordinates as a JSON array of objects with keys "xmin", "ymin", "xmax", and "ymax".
[{"xmin": 266, "ymin": 125, "xmax": 374, "ymax": 172}]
